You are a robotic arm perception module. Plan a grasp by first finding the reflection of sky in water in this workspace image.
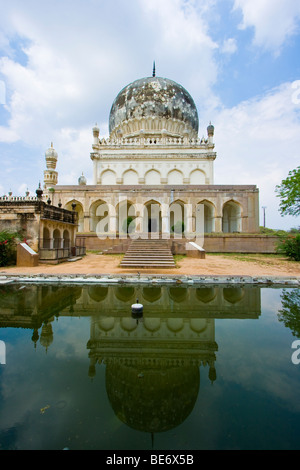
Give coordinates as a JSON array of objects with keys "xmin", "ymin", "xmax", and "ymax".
[{"xmin": 0, "ymin": 285, "xmax": 299, "ymax": 450}]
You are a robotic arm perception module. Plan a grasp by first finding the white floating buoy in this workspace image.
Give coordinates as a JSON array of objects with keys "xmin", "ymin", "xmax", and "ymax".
[{"xmin": 131, "ymin": 298, "xmax": 143, "ymax": 317}]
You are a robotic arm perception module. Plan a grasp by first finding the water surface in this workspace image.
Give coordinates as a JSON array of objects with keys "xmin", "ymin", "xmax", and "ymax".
[{"xmin": 0, "ymin": 283, "xmax": 299, "ymax": 450}]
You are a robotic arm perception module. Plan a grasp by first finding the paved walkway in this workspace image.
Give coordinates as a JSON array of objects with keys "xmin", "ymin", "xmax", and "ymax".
[{"xmin": 1, "ymin": 253, "xmax": 299, "ymax": 278}]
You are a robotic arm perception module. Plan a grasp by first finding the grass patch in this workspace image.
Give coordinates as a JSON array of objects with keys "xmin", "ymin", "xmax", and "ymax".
[
  {"xmin": 208, "ymin": 252, "xmax": 291, "ymax": 264},
  {"xmin": 173, "ymin": 254, "xmax": 186, "ymax": 267}
]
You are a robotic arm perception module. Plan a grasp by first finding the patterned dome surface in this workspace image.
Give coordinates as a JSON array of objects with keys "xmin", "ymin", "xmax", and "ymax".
[{"xmin": 109, "ymin": 76, "xmax": 199, "ymax": 136}]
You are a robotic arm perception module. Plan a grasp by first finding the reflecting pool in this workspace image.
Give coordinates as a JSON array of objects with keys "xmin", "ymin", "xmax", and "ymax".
[{"xmin": 0, "ymin": 283, "xmax": 300, "ymax": 450}]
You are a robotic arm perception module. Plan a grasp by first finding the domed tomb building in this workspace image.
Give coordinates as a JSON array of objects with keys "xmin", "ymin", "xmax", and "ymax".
[{"xmin": 43, "ymin": 72, "xmax": 260, "ymax": 252}]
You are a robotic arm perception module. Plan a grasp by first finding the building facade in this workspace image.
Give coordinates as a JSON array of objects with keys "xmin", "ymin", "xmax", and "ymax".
[{"xmin": 43, "ymin": 73, "xmax": 260, "ymax": 250}]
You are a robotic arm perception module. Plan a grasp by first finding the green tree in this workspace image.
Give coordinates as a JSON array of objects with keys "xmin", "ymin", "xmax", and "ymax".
[
  {"xmin": 276, "ymin": 166, "xmax": 300, "ymax": 217},
  {"xmin": 278, "ymin": 289, "xmax": 300, "ymax": 338}
]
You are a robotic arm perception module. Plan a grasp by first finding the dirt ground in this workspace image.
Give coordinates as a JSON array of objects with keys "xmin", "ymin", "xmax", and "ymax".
[{"xmin": 1, "ymin": 252, "xmax": 299, "ymax": 277}]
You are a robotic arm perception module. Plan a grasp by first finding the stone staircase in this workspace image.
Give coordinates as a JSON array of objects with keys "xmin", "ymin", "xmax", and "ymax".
[{"xmin": 120, "ymin": 239, "xmax": 176, "ymax": 268}]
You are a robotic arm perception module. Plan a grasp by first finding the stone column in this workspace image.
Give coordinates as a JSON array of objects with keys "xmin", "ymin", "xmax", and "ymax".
[
  {"xmin": 214, "ymin": 216, "xmax": 222, "ymax": 233},
  {"xmin": 161, "ymin": 203, "xmax": 170, "ymax": 239}
]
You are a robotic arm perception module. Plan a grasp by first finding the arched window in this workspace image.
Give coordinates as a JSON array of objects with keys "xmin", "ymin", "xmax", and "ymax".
[
  {"xmin": 168, "ymin": 169, "xmax": 183, "ymax": 185},
  {"xmin": 145, "ymin": 169, "xmax": 161, "ymax": 185},
  {"xmin": 53, "ymin": 229, "xmax": 61, "ymax": 249},
  {"xmin": 43, "ymin": 227, "xmax": 50, "ymax": 249},
  {"xmin": 63, "ymin": 230, "xmax": 70, "ymax": 249},
  {"xmin": 101, "ymin": 169, "xmax": 116, "ymax": 185},
  {"xmin": 123, "ymin": 169, "xmax": 139, "ymax": 185},
  {"xmin": 190, "ymin": 169, "xmax": 206, "ymax": 184}
]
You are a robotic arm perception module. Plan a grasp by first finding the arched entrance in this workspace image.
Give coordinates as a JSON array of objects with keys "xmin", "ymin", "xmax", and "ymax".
[
  {"xmin": 222, "ymin": 201, "xmax": 242, "ymax": 233},
  {"xmin": 198, "ymin": 201, "xmax": 215, "ymax": 233},
  {"xmin": 117, "ymin": 200, "xmax": 136, "ymax": 235},
  {"xmin": 143, "ymin": 201, "xmax": 162, "ymax": 234},
  {"xmin": 65, "ymin": 201, "xmax": 84, "ymax": 233},
  {"xmin": 90, "ymin": 200, "xmax": 110, "ymax": 234},
  {"xmin": 170, "ymin": 200, "xmax": 185, "ymax": 236}
]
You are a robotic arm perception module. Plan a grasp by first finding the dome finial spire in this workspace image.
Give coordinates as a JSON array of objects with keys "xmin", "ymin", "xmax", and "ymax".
[{"xmin": 152, "ymin": 61, "xmax": 156, "ymax": 77}]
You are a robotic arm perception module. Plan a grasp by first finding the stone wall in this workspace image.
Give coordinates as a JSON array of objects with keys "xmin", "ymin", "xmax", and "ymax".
[
  {"xmin": 76, "ymin": 233, "xmax": 278, "ymax": 254},
  {"xmin": 202, "ymin": 234, "xmax": 279, "ymax": 254}
]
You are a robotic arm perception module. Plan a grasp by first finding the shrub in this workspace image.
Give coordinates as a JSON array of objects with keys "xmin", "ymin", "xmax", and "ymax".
[
  {"xmin": 0, "ymin": 231, "xmax": 21, "ymax": 267},
  {"xmin": 171, "ymin": 221, "xmax": 185, "ymax": 234},
  {"xmin": 276, "ymin": 234, "xmax": 300, "ymax": 261},
  {"xmin": 122, "ymin": 217, "xmax": 136, "ymax": 234}
]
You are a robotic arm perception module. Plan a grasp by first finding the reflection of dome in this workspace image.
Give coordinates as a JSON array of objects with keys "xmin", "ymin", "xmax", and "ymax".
[
  {"xmin": 106, "ymin": 363, "xmax": 200, "ymax": 433},
  {"xmin": 109, "ymin": 76, "xmax": 199, "ymax": 139}
]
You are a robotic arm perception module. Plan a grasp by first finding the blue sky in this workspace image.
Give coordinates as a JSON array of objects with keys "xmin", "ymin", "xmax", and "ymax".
[{"xmin": 0, "ymin": 0, "xmax": 300, "ymax": 230}]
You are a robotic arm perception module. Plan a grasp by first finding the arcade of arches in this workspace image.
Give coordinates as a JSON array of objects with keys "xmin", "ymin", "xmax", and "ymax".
[{"xmin": 57, "ymin": 187, "xmax": 257, "ymax": 238}]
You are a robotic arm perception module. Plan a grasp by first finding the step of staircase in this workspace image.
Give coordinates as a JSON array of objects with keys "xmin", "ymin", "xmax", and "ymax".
[{"xmin": 120, "ymin": 239, "xmax": 176, "ymax": 268}]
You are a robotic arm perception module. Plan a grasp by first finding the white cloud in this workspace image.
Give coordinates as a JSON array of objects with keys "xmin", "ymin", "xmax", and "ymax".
[
  {"xmin": 214, "ymin": 81, "xmax": 300, "ymax": 229},
  {"xmin": 0, "ymin": 0, "xmax": 220, "ymax": 147},
  {"xmin": 220, "ymin": 38, "xmax": 238, "ymax": 54},
  {"xmin": 233, "ymin": 0, "xmax": 300, "ymax": 53}
]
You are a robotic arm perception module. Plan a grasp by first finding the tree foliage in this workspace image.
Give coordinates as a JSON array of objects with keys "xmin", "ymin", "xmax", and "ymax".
[
  {"xmin": 278, "ymin": 289, "xmax": 300, "ymax": 338},
  {"xmin": 276, "ymin": 166, "xmax": 300, "ymax": 217},
  {"xmin": 276, "ymin": 234, "xmax": 300, "ymax": 261}
]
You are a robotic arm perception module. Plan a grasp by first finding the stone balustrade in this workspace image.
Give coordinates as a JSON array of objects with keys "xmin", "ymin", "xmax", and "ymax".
[{"xmin": 97, "ymin": 136, "xmax": 212, "ymax": 147}]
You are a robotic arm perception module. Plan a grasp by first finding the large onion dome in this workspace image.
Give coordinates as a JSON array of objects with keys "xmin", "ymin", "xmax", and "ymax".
[{"xmin": 109, "ymin": 76, "xmax": 199, "ymax": 140}]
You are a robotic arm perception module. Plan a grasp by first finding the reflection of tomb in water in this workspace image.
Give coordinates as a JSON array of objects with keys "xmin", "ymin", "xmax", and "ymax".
[
  {"xmin": 87, "ymin": 313, "xmax": 218, "ymax": 434},
  {"xmin": 0, "ymin": 283, "xmax": 261, "ymax": 434},
  {"xmin": 0, "ymin": 284, "xmax": 82, "ymax": 350},
  {"xmin": 83, "ymin": 284, "xmax": 261, "ymax": 319},
  {"xmin": 85, "ymin": 284, "xmax": 261, "ymax": 434}
]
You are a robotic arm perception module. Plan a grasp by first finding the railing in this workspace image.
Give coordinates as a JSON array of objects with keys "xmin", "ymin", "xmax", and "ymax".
[
  {"xmin": 40, "ymin": 238, "xmax": 86, "ymax": 261},
  {"xmin": 42, "ymin": 238, "xmax": 71, "ymax": 249},
  {"xmin": 0, "ymin": 196, "xmax": 38, "ymax": 201},
  {"xmin": 0, "ymin": 199, "xmax": 77, "ymax": 225},
  {"xmin": 97, "ymin": 136, "xmax": 212, "ymax": 147},
  {"xmin": 41, "ymin": 206, "xmax": 77, "ymax": 225}
]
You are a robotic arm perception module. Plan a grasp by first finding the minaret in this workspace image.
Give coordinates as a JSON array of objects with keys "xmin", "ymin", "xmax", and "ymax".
[{"xmin": 44, "ymin": 142, "xmax": 58, "ymax": 189}]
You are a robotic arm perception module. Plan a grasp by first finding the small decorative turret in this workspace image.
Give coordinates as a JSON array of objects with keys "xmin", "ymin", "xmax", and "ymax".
[
  {"xmin": 207, "ymin": 122, "xmax": 214, "ymax": 145},
  {"xmin": 78, "ymin": 172, "xmax": 87, "ymax": 186},
  {"xmin": 93, "ymin": 123, "xmax": 100, "ymax": 146},
  {"xmin": 36, "ymin": 183, "xmax": 43, "ymax": 200}
]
